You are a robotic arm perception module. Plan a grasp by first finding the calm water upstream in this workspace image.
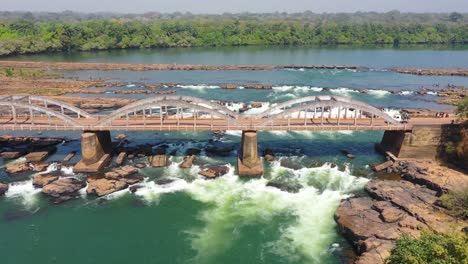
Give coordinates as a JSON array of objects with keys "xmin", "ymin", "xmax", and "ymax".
[{"xmin": 1, "ymin": 46, "xmax": 467, "ymax": 264}]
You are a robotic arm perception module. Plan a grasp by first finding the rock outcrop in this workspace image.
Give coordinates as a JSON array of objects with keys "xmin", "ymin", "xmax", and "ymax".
[
  {"xmin": 33, "ymin": 174, "xmax": 59, "ymax": 187},
  {"xmin": 87, "ymin": 166, "xmax": 143, "ymax": 196},
  {"xmin": 42, "ymin": 178, "xmax": 86, "ymax": 203},
  {"xmin": 335, "ymin": 161, "xmax": 468, "ymax": 264},
  {"xmin": 5, "ymin": 162, "xmax": 30, "ymax": 174}
]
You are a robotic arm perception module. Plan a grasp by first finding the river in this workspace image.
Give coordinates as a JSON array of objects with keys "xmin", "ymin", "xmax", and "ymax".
[{"xmin": 0, "ymin": 45, "xmax": 467, "ymax": 264}]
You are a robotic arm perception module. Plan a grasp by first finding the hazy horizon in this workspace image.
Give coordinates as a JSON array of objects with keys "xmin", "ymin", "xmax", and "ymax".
[{"xmin": 2, "ymin": 0, "xmax": 468, "ymax": 14}]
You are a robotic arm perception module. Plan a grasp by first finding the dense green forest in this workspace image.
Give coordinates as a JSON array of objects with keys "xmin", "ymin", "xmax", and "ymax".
[{"xmin": 0, "ymin": 11, "xmax": 467, "ymax": 56}]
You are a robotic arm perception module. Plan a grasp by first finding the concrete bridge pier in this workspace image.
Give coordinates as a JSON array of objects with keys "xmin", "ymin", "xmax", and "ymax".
[
  {"xmin": 238, "ymin": 130, "xmax": 263, "ymax": 177},
  {"xmin": 74, "ymin": 130, "xmax": 112, "ymax": 173},
  {"xmin": 378, "ymin": 125, "xmax": 443, "ymax": 160}
]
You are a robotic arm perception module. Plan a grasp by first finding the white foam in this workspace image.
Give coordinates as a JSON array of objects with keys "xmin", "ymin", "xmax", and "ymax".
[
  {"xmin": 400, "ymin": 91, "xmax": 413, "ymax": 95},
  {"xmin": 185, "ymin": 162, "xmax": 368, "ymax": 262},
  {"xmin": 134, "ymin": 178, "xmax": 190, "ymax": 204},
  {"xmin": 5, "ymin": 180, "xmax": 42, "ymax": 209},
  {"xmin": 330, "ymin": 87, "xmax": 358, "ymax": 95},
  {"xmin": 367, "ymin": 89, "xmax": 390, "ymax": 98},
  {"xmin": 225, "ymin": 130, "xmax": 242, "ymax": 137},
  {"xmin": 177, "ymin": 84, "xmax": 220, "ymax": 90}
]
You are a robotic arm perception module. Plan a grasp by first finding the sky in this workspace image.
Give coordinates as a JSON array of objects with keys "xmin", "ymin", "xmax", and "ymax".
[{"xmin": 1, "ymin": 0, "xmax": 468, "ymax": 14}]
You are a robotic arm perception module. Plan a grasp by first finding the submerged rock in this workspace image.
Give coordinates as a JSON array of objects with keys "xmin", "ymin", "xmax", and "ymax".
[
  {"xmin": 0, "ymin": 183, "xmax": 8, "ymax": 196},
  {"xmin": 186, "ymin": 148, "xmax": 201, "ymax": 156},
  {"xmin": 205, "ymin": 142, "xmax": 235, "ymax": 156},
  {"xmin": 266, "ymin": 181, "xmax": 302, "ymax": 193},
  {"xmin": 155, "ymin": 178, "xmax": 175, "ymax": 185},
  {"xmin": 33, "ymin": 174, "xmax": 59, "ymax": 188}
]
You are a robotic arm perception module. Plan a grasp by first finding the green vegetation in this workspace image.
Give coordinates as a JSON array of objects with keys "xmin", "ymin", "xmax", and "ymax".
[
  {"xmin": 440, "ymin": 190, "xmax": 468, "ymax": 219},
  {"xmin": 0, "ymin": 67, "xmax": 61, "ymax": 78},
  {"xmin": 0, "ymin": 11, "xmax": 467, "ymax": 56},
  {"xmin": 387, "ymin": 232, "xmax": 468, "ymax": 264},
  {"xmin": 456, "ymin": 98, "xmax": 468, "ymax": 118}
]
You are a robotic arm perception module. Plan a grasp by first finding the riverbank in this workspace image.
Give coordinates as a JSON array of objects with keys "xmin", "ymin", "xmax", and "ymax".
[
  {"xmin": 335, "ymin": 160, "xmax": 468, "ymax": 264},
  {"xmin": 392, "ymin": 67, "xmax": 468, "ymax": 77},
  {"xmin": 0, "ymin": 61, "xmax": 365, "ymax": 71}
]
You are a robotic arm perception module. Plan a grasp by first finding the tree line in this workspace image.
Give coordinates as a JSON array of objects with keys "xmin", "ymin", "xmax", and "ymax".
[{"xmin": 0, "ymin": 12, "xmax": 467, "ymax": 56}]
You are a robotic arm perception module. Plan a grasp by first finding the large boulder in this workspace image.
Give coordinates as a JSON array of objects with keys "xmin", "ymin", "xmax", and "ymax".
[
  {"xmin": 115, "ymin": 152, "xmax": 127, "ymax": 166},
  {"xmin": 33, "ymin": 174, "xmax": 59, "ymax": 188},
  {"xmin": 0, "ymin": 183, "xmax": 8, "ymax": 196},
  {"xmin": 180, "ymin": 155, "xmax": 196, "ymax": 169},
  {"xmin": 5, "ymin": 162, "xmax": 30, "ymax": 174},
  {"xmin": 149, "ymin": 155, "xmax": 169, "ymax": 167},
  {"xmin": 86, "ymin": 177, "xmax": 129, "ymax": 197},
  {"xmin": 42, "ymin": 178, "xmax": 86, "ymax": 199},
  {"xmin": 87, "ymin": 175, "xmax": 143, "ymax": 197},
  {"xmin": 104, "ymin": 166, "xmax": 138, "ymax": 179}
]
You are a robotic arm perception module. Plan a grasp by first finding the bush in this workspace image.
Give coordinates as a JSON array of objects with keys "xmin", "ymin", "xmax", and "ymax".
[
  {"xmin": 440, "ymin": 190, "xmax": 468, "ymax": 219},
  {"xmin": 387, "ymin": 232, "xmax": 468, "ymax": 264}
]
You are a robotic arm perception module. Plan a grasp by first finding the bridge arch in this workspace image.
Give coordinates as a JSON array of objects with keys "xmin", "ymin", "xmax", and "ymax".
[
  {"xmin": 96, "ymin": 96, "xmax": 241, "ymax": 127},
  {"xmin": 0, "ymin": 95, "xmax": 92, "ymax": 118},
  {"xmin": 0, "ymin": 101, "xmax": 84, "ymax": 127},
  {"xmin": 253, "ymin": 96, "xmax": 398, "ymax": 126}
]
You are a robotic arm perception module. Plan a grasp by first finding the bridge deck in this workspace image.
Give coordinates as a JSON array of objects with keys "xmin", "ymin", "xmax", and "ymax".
[{"xmin": 0, "ymin": 117, "xmax": 454, "ymax": 131}]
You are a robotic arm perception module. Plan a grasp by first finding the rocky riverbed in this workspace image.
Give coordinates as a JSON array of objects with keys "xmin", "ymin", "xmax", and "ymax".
[{"xmin": 335, "ymin": 160, "xmax": 468, "ymax": 264}]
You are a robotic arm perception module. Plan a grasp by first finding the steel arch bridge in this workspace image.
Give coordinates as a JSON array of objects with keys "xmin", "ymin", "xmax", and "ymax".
[{"xmin": 0, "ymin": 95, "xmax": 410, "ymax": 131}]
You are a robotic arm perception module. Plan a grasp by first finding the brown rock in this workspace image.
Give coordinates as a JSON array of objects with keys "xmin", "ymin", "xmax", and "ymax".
[
  {"xmin": 33, "ymin": 174, "xmax": 59, "ymax": 187},
  {"xmin": 104, "ymin": 166, "xmax": 138, "ymax": 179},
  {"xmin": 42, "ymin": 178, "xmax": 85, "ymax": 198},
  {"xmin": 24, "ymin": 151, "xmax": 50, "ymax": 162},
  {"xmin": 6, "ymin": 162, "xmax": 30, "ymax": 174},
  {"xmin": 149, "ymin": 155, "xmax": 169, "ymax": 167},
  {"xmin": 87, "ymin": 177, "xmax": 128, "ymax": 197},
  {"xmin": 63, "ymin": 152, "xmax": 76, "ymax": 162},
  {"xmin": 115, "ymin": 152, "xmax": 127, "ymax": 166},
  {"xmin": 180, "ymin": 155, "xmax": 195, "ymax": 169},
  {"xmin": 251, "ymin": 102, "xmax": 263, "ymax": 108},
  {"xmin": 365, "ymin": 180, "xmax": 463, "ymax": 233},
  {"xmin": 115, "ymin": 134, "xmax": 127, "ymax": 141},
  {"xmin": 135, "ymin": 163, "xmax": 147, "ymax": 169},
  {"xmin": 0, "ymin": 183, "xmax": 8, "ymax": 196},
  {"xmin": 198, "ymin": 165, "xmax": 229, "ymax": 179},
  {"xmin": 371, "ymin": 160, "xmax": 393, "ymax": 172},
  {"xmin": 0, "ymin": 151, "xmax": 25, "ymax": 159},
  {"xmin": 32, "ymin": 163, "xmax": 50, "ymax": 172}
]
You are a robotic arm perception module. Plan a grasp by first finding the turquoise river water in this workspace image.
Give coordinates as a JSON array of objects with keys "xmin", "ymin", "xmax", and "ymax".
[{"xmin": 1, "ymin": 45, "xmax": 468, "ymax": 264}]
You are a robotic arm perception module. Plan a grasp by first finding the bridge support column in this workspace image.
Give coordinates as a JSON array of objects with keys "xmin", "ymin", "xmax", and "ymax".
[
  {"xmin": 74, "ymin": 130, "xmax": 112, "ymax": 173},
  {"xmin": 378, "ymin": 125, "xmax": 444, "ymax": 160},
  {"xmin": 238, "ymin": 130, "xmax": 263, "ymax": 177}
]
